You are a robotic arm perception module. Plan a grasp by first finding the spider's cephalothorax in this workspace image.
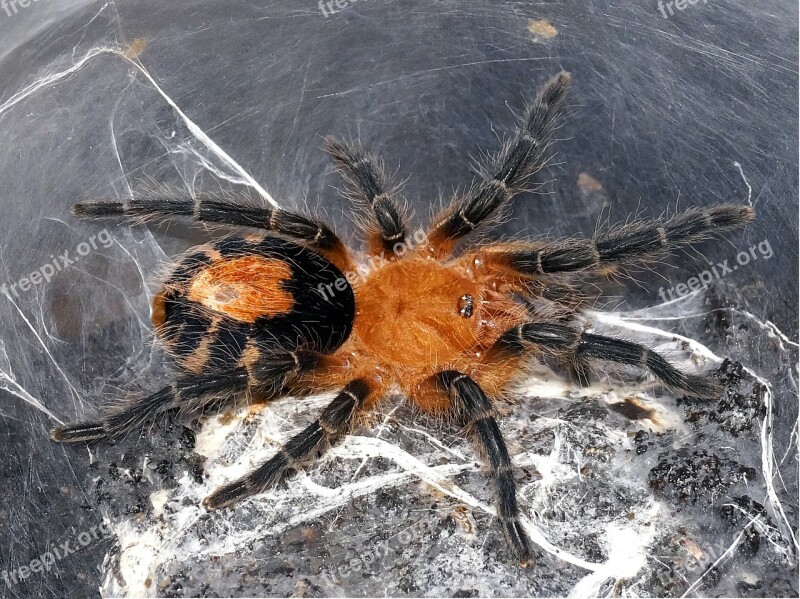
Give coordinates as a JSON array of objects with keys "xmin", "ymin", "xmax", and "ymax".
[{"xmin": 51, "ymin": 72, "xmax": 755, "ymax": 567}]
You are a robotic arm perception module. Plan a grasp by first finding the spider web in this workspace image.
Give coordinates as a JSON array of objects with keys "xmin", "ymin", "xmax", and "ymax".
[
  {"xmin": 0, "ymin": 2, "xmax": 796, "ymax": 598},
  {"xmin": 89, "ymin": 291, "xmax": 796, "ymax": 597}
]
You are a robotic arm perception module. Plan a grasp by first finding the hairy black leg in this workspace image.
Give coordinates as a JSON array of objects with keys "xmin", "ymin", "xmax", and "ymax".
[
  {"xmin": 50, "ymin": 370, "xmax": 249, "ymax": 443},
  {"xmin": 428, "ymin": 72, "xmax": 571, "ymax": 255},
  {"xmin": 73, "ymin": 194, "xmax": 343, "ymax": 252},
  {"xmin": 501, "ymin": 280, "xmax": 595, "ymax": 387},
  {"xmin": 517, "ymin": 277, "xmax": 594, "ymax": 319},
  {"xmin": 204, "ymin": 378, "xmax": 372, "ymax": 510},
  {"xmin": 478, "ymin": 204, "xmax": 755, "ymax": 277},
  {"xmin": 434, "ymin": 371, "xmax": 535, "ymax": 567},
  {"xmin": 490, "ymin": 322, "xmax": 722, "ymax": 398},
  {"xmin": 50, "ymin": 351, "xmax": 314, "ymax": 443},
  {"xmin": 324, "ymin": 137, "xmax": 409, "ymax": 253}
]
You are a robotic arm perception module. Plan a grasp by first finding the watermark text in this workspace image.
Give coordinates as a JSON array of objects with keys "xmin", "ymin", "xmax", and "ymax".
[
  {"xmin": 1, "ymin": 522, "xmax": 113, "ymax": 588},
  {"xmin": 658, "ymin": 0, "xmax": 709, "ymax": 19},
  {"xmin": 658, "ymin": 238, "xmax": 772, "ymax": 302},
  {"xmin": 2, "ymin": 0, "xmax": 52, "ymax": 18},
  {"xmin": 316, "ymin": 228, "xmax": 429, "ymax": 300},
  {"xmin": 1, "ymin": 229, "xmax": 114, "ymax": 299}
]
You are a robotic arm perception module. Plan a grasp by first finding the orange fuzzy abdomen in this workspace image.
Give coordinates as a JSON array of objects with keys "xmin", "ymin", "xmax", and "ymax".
[{"xmin": 184, "ymin": 256, "xmax": 295, "ymax": 323}]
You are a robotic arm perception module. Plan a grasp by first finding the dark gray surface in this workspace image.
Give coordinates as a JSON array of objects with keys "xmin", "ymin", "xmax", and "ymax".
[{"xmin": 0, "ymin": 1, "xmax": 797, "ymax": 597}]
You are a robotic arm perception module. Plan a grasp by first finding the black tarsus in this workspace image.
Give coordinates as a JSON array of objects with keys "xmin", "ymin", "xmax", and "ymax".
[
  {"xmin": 50, "ymin": 352, "xmax": 312, "ymax": 444},
  {"xmin": 430, "ymin": 72, "xmax": 571, "ymax": 247},
  {"xmin": 435, "ymin": 370, "xmax": 535, "ymax": 567},
  {"xmin": 203, "ymin": 379, "xmax": 371, "ymax": 511},
  {"xmin": 324, "ymin": 137, "xmax": 409, "ymax": 252},
  {"xmin": 493, "ymin": 204, "xmax": 755, "ymax": 276},
  {"xmin": 50, "ymin": 422, "xmax": 106, "ymax": 443},
  {"xmin": 492, "ymin": 322, "xmax": 722, "ymax": 398},
  {"xmin": 72, "ymin": 194, "xmax": 341, "ymax": 250},
  {"xmin": 50, "ymin": 370, "xmax": 248, "ymax": 443}
]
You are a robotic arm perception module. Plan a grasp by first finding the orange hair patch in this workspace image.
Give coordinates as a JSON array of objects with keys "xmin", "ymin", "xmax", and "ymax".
[
  {"xmin": 151, "ymin": 291, "xmax": 169, "ymax": 328},
  {"xmin": 186, "ymin": 256, "xmax": 295, "ymax": 323}
]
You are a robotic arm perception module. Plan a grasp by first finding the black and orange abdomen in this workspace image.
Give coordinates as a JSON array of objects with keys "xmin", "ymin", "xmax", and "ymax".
[
  {"xmin": 153, "ymin": 236, "xmax": 355, "ymax": 373},
  {"xmin": 185, "ymin": 255, "xmax": 296, "ymax": 322}
]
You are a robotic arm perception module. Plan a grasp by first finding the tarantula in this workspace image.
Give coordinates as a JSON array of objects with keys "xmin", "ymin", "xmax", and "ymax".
[{"xmin": 51, "ymin": 72, "xmax": 754, "ymax": 566}]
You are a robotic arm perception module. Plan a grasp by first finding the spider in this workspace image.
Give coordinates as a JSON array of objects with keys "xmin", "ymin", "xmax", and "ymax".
[{"xmin": 51, "ymin": 72, "xmax": 755, "ymax": 567}]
